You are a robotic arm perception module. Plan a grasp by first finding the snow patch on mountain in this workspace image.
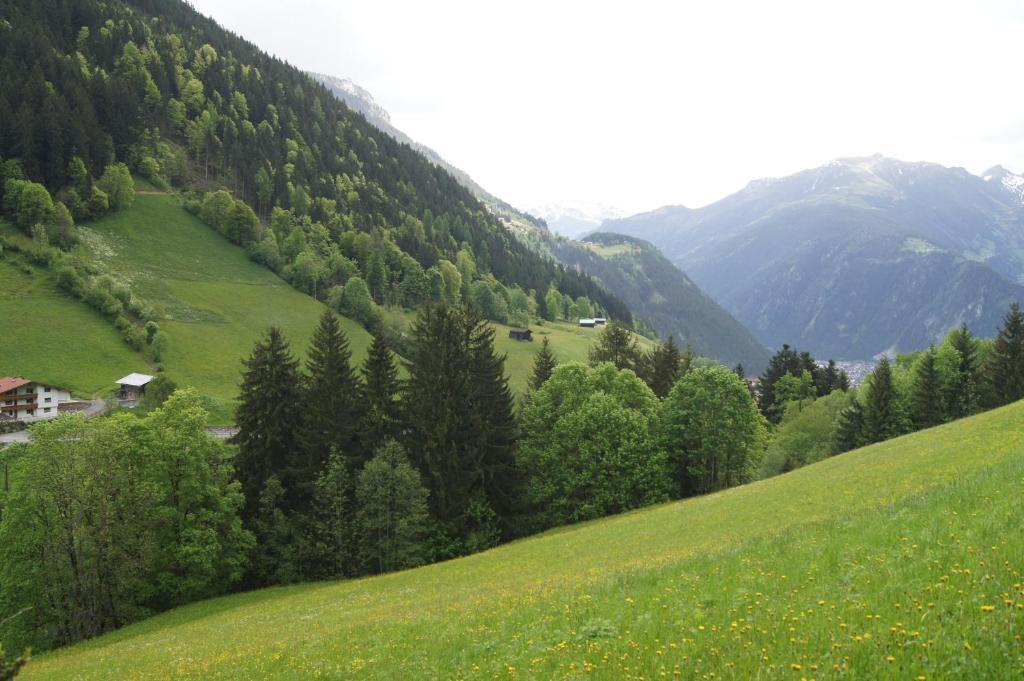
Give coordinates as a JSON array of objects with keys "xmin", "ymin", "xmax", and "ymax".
[
  {"xmin": 980, "ymin": 165, "xmax": 1024, "ymax": 205},
  {"xmin": 1002, "ymin": 173, "xmax": 1024, "ymax": 204}
]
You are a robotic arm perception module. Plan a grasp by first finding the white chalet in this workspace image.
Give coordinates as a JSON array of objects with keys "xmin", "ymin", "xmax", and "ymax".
[{"xmin": 0, "ymin": 376, "xmax": 72, "ymax": 422}]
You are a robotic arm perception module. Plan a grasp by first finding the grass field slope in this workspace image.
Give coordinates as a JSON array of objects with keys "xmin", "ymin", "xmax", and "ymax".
[
  {"xmin": 78, "ymin": 193, "xmax": 373, "ymax": 421},
  {"xmin": 2, "ymin": 193, "xmax": 642, "ymax": 418},
  {"xmin": 488, "ymin": 319, "xmax": 653, "ymax": 394},
  {"xmin": 0, "ymin": 259, "xmax": 143, "ymax": 395},
  {"xmin": 26, "ymin": 401, "xmax": 1024, "ymax": 679}
]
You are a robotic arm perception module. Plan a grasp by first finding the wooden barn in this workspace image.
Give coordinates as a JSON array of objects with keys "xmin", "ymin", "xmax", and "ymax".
[
  {"xmin": 116, "ymin": 373, "xmax": 154, "ymax": 403},
  {"xmin": 508, "ymin": 328, "xmax": 533, "ymax": 342}
]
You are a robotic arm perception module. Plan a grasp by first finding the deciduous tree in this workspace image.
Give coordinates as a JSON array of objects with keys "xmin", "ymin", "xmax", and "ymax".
[
  {"xmin": 660, "ymin": 366, "xmax": 767, "ymax": 496},
  {"xmin": 356, "ymin": 441, "xmax": 429, "ymax": 574}
]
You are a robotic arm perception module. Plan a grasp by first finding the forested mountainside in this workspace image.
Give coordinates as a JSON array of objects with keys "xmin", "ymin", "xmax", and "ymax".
[
  {"xmin": 604, "ymin": 155, "xmax": 1024, "ymax": 358},
  {"xmin": 550, "ymin": 233, "xmax": 769, "ymax": 370},
  {"xmin": 312, "ymin": 72, "xmax": 770, "ymax": 365},
  {"xmin": 0, "ymin": 0, "xmax": 629, "ymax": 322},
  {"xmin": 309, "ymin": 72, "xmax": 521, "ymax": 218}
]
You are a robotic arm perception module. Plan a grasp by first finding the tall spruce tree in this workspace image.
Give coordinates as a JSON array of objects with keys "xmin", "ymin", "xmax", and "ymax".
[
  {"xmin": 988, "ymin": 302, "xmax": 1024, "ymax": 407},
  {"xmin": 949, "ymin": 323, "xmax": 980, "ymax": 419},
  {"xmin": 819, "ymin": 359, "xmax": 847, "ymax": 395},
  {"xmin": 861, "ymin": 357, "xmax": 903, "ymax": 444},
  {"xmin": 758, "ymin": 344, "xmax": 804, "ymax": 420},
  {"xmin": 234, "ymin": 327, "xmax": 305, "ymax": 517},
  {"xmin": 644, "ymin": 335, "xmax": 684, "ymax": 399},
  {"xmin": 833, "ymin": 397, "xmax": 865, "ymax": 453},
  {"xmin": 910, "ymin": 346, "xmax": 945, "ymax": 429},
  {"xmin": 528, "ymin": 337, "xmax": 558, "ymax": 391},
  {"xmin": 402, "ymin": 303, "xmax": 518, "ymax": 550},
  {"xmin": 360, "ymin": 333, "xmax": 403, "ymax": 453},
  {"xmin": 464, "ymin": 307, "xmax": 520, "ymax": 537},
  {"xmin": 300, "ymin": 310, "xmax": 362, "ymax": 484},
  {"xmin": 588, "ymin": 320, "xmax": 640, "ymax": 371}
]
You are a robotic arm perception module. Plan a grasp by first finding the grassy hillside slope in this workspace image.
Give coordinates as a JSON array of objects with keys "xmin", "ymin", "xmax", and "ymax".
[
  {"xmin": 3, "ymin": 194, "xmax": 638, "ymax": 416},
  {"xmin": 0, "ymin": 259, "xmax": 144, "ymax": 395},
  {"xmin": 26, "ymin": 402, "xmax": 1024, "ymax": 679},
  {"xmin": 493, "ymin": 319, "xmax": 654, "ymax": 394},
  {"xmin": 78, "ymin": 193, "xmax": 373, "ymax": 421}
]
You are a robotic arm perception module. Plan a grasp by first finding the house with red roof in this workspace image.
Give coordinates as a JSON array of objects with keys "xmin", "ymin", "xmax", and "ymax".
[{"xmin": 0, "ymin": 377, "xmax": 72, "ymax": 423}]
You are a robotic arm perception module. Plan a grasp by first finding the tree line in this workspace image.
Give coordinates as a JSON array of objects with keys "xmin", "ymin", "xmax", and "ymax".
[
  {"xmin": 0, "ymin": 312, "xmax": 767, "ymax": 654},
  {"xmin": 757, "ymin": 303, "xmax": 1024, "ymax": 476}
]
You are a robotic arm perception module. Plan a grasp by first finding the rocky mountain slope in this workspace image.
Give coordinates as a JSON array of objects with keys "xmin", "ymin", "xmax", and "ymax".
[{"xmin": 603, "ymin": 155, "xmax": 1024, "ymax": 358}]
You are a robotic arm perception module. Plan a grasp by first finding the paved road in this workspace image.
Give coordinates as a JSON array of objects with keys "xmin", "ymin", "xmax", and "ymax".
[
  {"xmin": 0, "ymin": 430, "xmax": 30, "ymax": 445},
  {"xmin": 1, "ymin": 420, "xmax": 239, "ymax": 445}
]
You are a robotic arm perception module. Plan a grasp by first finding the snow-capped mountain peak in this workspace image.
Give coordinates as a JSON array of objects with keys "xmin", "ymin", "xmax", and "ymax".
[{"xmin": 981, "ymin": 165, "xmax": 1024, "ymax": 204}]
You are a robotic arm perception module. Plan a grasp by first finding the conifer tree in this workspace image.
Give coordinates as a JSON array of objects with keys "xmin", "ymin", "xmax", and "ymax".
[
  {"xmin": 833, "ymin": 397, "xmax": 865, "ymax": 453},
  {"xmin": 300, "ymin": 310, "xmax": 362, "ymax": 483},
  {"xmin": 528, "ymin": 336, "xmax": 557, "ymax": 392},
  {"xmin": 588, "ymin": 320, "xmax": 639, "ymax": 371},
  {"xmin": 644, "ymin": 335, "xmax": 684, "ymax": 398},
  {"xmin": 910, "ymin": 346, "xmax": 945, "ymax": 429},
  {"xmin": 988, "ymin": 302, "xmax": 1024, "ymax": 407},
  {"xmin": 799, "ymin": 351, "xmax": 824, "ymax": 395},
  {"xmin": 820, "ymin": 359, "xmax": 846, "ymax": 395},
  {"xmin": 861, "ymin": 358, "xmax": 904, "ymax": 444},
  {"xmin": 948, "ymin": 323, "xmax": 980, "ymax": 419},
  {"xmin": 356, "ymin": 441, "xmax": 429, "ymax": 574},
  {"xmin": 360, "ymin": 333, "xmax": 403, "ymax": 453},
  {"xmin": 234, "ymin": 327, "xmax": 305, "ymax": 517},
  {"xmin": 734, "ymin": 363, "xmax": 745, "ymax": 380},
  {"xmin": 402, "ymin": 304, "xmax": 517, "ymax": 549},
  {"xmin": 758, "ymin": 344, "xmax": 804, "ymax": 420},
  {"xmin": 464, "ymin": 308, "xmax": 520, "ymax": 532}
]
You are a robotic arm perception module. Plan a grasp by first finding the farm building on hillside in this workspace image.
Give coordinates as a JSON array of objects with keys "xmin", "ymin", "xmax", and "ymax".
[
  {"xmin": 508, "ymin": 328, "xmax": 533, "ymax": 341},
  {"xmin": 594, "ymin": 317, "xmax": 607, "ymax": 325},
  {"xmin": 116, "ymin": 373, "xmax": 154, "ymax": 403},
  {"xmin": 0, "ymin": 376, "xmax": 72, "ymax": 422},
  {"xmin": 579, "ymin": 318, "xmax": 596, "ymax": 328}
]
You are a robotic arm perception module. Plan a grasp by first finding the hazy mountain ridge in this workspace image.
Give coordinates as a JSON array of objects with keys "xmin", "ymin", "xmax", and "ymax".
[
  {"xmin": 550, "ymin": 232, "xmax": 770, "ymax": 369},
  {"xmin": 603, "ymin": 155, "xmax": 1024, "ymax": 358}
]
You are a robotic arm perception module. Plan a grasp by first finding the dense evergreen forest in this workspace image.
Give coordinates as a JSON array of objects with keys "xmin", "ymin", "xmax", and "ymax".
[{"xmin": 0, "ymin": 0, "xmax": 629, "ymax": 324}]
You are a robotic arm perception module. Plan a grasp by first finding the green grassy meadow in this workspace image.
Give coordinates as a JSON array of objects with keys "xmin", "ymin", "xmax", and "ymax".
[
  {"xmin": 0, "ymin": 257, "xmax": 144, "ymax": 396},
  {"xmin": 24, "ymin": 400, "xmax": 1024, "ymax": 679},
  {"xmin": 492, "ymin": 319, "xmax": 653, "ymax": 394},
  {"xmin": 76, "ymin": 193, "xmax": 374, "ymax": 421},
  {"xmin": 4, "ymin": 193, "xmax": 638, "ymax": 419}
]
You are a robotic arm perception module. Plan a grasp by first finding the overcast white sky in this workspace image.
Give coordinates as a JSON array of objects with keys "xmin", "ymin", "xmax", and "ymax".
[{"xmin": 193, "ymin": 0, "xmax": 1024, "ymax": 215}]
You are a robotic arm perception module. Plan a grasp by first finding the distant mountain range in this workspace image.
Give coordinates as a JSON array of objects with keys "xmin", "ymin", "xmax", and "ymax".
[
  {"xmin": 528, "ymin": 203, "xmax": 628, "ymax": 239},
  {"xmin": 602, "ymin": 155, "xmax": 1024, "ymax": 359},
  {"xmin": 312, "ymin": 72, "xmax": 769, "ymax": 369}
]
